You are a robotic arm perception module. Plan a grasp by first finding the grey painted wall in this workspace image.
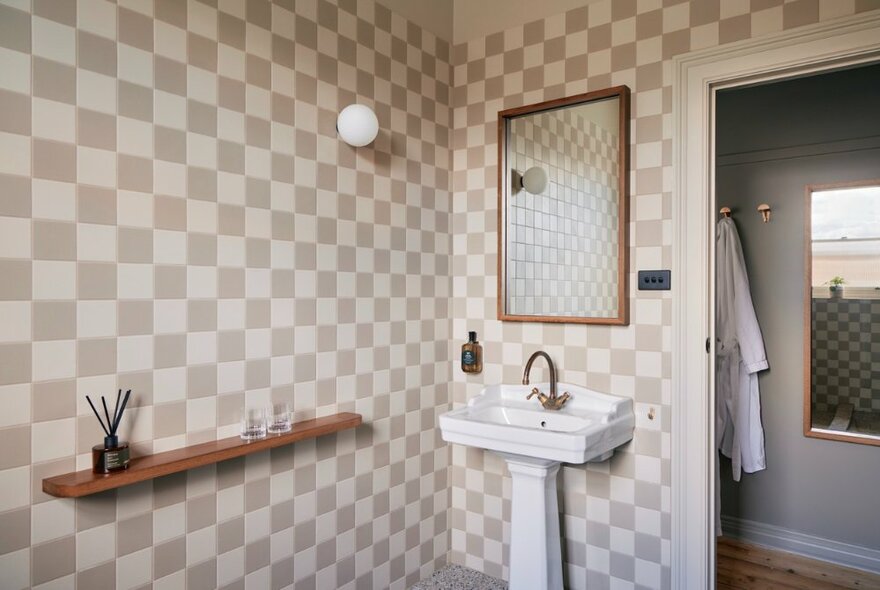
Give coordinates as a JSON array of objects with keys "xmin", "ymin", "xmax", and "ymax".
[{"xmin": 716, "ymin": 64, "xmax": 880, "ymax": 550}]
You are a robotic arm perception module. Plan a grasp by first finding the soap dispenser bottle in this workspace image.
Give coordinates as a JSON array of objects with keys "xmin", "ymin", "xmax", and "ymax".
[{"xmin": 461, "ymin": 331, "xmax": 482, "ymax": 374}]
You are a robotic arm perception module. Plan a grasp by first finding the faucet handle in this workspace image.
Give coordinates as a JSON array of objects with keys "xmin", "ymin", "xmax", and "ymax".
[{"xmin": 526, "ymin": 387, "xmax": 542, "ymax": 400}]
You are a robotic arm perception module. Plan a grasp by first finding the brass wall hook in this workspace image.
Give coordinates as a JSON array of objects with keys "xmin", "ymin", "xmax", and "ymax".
[{"xmin": 757, "ymin": 203, "xmax": 771, "ymax": 223}]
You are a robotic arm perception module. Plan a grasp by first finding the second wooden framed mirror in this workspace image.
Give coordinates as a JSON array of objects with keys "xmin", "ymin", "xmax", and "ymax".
[{"xmin": 804, "ymin": 179, "xmax": 880, "ymax": 446}]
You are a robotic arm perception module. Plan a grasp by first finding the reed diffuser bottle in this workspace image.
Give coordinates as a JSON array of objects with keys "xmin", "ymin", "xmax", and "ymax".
[{"xmin": 87, "ymin": 389, "xmax": 132, "ymax": 473}]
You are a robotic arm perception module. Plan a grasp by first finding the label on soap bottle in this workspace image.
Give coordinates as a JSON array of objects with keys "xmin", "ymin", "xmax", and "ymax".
[{"xmin": 462, "ymin": 350, "xmax": 475, "ymax": 365}]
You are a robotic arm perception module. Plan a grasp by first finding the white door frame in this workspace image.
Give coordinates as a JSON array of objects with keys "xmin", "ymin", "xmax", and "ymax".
[{"xmin": 671, "ymin": 12, "xmax": 880, "ymax": 588}]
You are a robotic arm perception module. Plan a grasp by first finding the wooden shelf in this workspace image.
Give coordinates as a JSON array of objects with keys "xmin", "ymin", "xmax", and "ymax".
[{"xmin": 43, "ymin": 412, "xmax": 362, "ymax": 498}]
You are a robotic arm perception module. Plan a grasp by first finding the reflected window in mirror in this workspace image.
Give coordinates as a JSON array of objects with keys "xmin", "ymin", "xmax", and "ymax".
[
  {"xmin": 806, "ymin": 181, "xmax": 880, "ymax": 446},
  {"xmin": 498, "ymin": 87, "xmax": 630, "ymax": 325}
]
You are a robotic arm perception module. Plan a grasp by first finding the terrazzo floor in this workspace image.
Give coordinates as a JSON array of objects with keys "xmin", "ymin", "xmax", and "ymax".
[{"xmin": 410, "ymin": 565, "xmax": 508, "ymax": 590}]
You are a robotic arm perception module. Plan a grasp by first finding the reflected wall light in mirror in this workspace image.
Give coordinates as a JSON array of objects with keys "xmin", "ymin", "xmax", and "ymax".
[
  {"xmin": 804, "ymin": 179, "xmax": 880, "ymax": 447},
  {"xmin": 337, "ymin": 104, "xmax": 378, "ymax": 147},
  {"xmin": 519, "ymin": 166, "xmax": 549, "ymax": 194},
  {"xmin": 498, "ymin": 85, "xmax": 630, "ymax": 325}
]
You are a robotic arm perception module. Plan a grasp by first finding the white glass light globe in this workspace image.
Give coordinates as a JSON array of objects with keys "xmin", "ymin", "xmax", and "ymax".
[
  {"xmin": 521, "ymin": 166, "xmax": 548, "ymax": 194},
  {"xmin": 336, "ymin": 104, "xmax": 379, "ymax": 147}
]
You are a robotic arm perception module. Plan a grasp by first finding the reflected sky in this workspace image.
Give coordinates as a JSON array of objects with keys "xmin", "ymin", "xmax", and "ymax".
[{"xmin": 812, "ymin": 185, "xmax": 880, "ymax": 240}]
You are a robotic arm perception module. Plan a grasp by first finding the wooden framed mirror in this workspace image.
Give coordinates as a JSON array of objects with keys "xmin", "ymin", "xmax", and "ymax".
[
  {"xmin": 805, "ymin": 179, "xmax": 880, "ymax": 446},
  {"xmin": 497, "ymin": 86, "xmax": 630, "ymax": 325}
]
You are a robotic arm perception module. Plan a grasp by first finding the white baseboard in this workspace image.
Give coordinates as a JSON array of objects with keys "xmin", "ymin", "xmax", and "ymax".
[{"xmin": 721, "ymin": 515, "xmax": 880, "ymax": 575}]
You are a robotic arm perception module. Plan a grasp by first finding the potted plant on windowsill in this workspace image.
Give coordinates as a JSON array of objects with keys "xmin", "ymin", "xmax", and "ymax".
[{"xmin": 827, "ymin": 276, "xmax": 845, "ymax": 298}]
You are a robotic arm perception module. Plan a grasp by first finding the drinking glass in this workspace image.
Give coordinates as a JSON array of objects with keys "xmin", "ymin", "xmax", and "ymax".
[
  {"xmin": 239, "ymin": 407, "xmax": 267, "ymax": 441},
  {"xmin": 267, "ymin": 402, "xmax": 291, "ymax": 434}
]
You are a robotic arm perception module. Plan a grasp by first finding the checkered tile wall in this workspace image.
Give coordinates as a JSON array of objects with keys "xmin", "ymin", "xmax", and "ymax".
[
  {"xmin": 449, "ymin": 1, "xmax": 879, "ymax": 589},
  {"xmin": 0, "ymin": 0, "xmax": 451, "ymax": 588},
  {"xmin": 812, "ymin": 297, "xmax": 880, "ymax": 413},
  {"xmin": 3, "ymin": 0, "xmax": 880, "ymax": 588}
]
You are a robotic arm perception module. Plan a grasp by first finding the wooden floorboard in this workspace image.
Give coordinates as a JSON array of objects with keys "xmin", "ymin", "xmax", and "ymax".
[{"xmin": 717, "ymin": 537, "xmax": 880, "ymax": 590}]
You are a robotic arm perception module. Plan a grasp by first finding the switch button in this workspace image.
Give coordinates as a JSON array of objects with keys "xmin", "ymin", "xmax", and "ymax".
[{"xmin": 638, "ymin": 270, "xmax": 671, "ymax": 291}]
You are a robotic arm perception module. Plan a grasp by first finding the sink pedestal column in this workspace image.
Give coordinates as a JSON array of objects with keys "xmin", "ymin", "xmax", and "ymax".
[{"xmin": 501, "ymin": 454, "xmax": 563, "ymax": 590}]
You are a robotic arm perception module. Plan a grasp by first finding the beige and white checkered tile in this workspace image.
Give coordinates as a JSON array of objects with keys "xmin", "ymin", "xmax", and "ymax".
[
  {"xmin": 0, "ymin": 0, "xmax": 450, "ymax": 587},
  {"xmin": 449, "ymin": 1, "xmax": 878, "ymax": 589}
]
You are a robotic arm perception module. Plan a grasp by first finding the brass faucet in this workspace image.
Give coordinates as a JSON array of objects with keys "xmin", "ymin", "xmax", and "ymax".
[{"xmin": 522, "ymin": 351, "xmax": 571, "ymax": 410}]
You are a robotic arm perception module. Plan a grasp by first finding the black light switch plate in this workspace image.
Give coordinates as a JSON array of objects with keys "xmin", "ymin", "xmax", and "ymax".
[{"xmin": 638, "ymin": 270, "xmax": 671, "ymax": 290}]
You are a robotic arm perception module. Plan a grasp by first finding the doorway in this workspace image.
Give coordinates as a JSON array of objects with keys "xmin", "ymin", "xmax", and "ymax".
[
  {"xmin": 671, "ymin": 12, "xmax": 880, "ymax": 588},
  {"xmin": 713, "ymin": 63, "xmax": 880, "ymax": 587}
]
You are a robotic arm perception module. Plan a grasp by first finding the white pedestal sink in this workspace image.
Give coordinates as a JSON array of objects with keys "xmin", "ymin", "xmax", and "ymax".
[{"xmin": 439, "ymin": 383, "xmax": 635, "ymax": 590}]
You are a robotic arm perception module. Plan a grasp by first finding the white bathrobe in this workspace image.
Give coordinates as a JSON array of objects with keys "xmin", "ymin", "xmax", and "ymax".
[{"xmin": 715, "ymin": 218, "xmax": 769, "ymax": 530}]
